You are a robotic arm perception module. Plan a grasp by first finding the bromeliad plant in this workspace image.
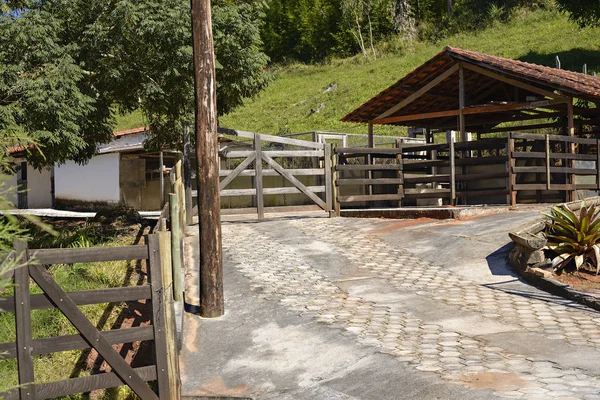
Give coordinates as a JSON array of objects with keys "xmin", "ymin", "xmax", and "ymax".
[{"xmin": 543, "ymin": 202, "xmax": 600, "ymax": 274}]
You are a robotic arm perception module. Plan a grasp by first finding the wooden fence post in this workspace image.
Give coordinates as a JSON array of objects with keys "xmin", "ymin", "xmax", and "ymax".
[
  {"xmin": 545, "ymin": 135, "xmax": 551, "ymax": 190},
  {"xmin": 169, "ymin": 194, "xmax": 184, "ymax": 302},
  {"xmin": 254, "ymin": 133, "xmax": 264, "ymax": 220},
  {"xmin": 14, "ymin": 239, "xmax": 35, "ymax": 400},
  {"xmin": 508, "ymin": 133, "xmax": 516, "ymax": 205},
  {"xmin": 332, "ymin": 148, "xmax": 340, "ymax": 217},
  {"xmin": 396, "ymin": 139, "xmax": 404, "ymax": 207},
  {"xmin": 596, "ymin": 139, "xmax": 600, "ymax": 190},
  {"xmin": 183, "ymin": 126, "xmax": 194, "ymax": 225},
  {"xmin": 148, "ymin": 233, "xmax": 181, "ymax": 400},
  {"xmin": 324, "ymin": 143, "xmax": 333, "ymax": 214},
  {"xmin": 449, "ymin": 138, "xmax": 456, "ymax": 206}
]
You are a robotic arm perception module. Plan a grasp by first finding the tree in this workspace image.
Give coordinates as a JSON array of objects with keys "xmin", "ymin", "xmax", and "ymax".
[
  {"xmin": 0, "ymin": 0, "xmax": 270, "ymax": 164},
  {"xmin": 556, "ymin": 0, "xmax": 600, "ymax": 27}
]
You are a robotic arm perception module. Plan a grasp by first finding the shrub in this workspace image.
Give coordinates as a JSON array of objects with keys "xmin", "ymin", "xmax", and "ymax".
[{"xmin": 543, "ymin": 202, "xmax": 600, "ymax": 274}]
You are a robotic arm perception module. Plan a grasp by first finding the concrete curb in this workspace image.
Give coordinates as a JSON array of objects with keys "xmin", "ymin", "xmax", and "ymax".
[
  {"xmin": 340, "ymin": 205, "xmax": 516, "ymax": 220},
  {"xmin": 507, "ymin": 197, "xmax": 600, "ymax": 313}
]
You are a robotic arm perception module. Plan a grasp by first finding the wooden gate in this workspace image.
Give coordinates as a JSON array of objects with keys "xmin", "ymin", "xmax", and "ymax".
[
  {"xmin": 0, "ymin": 234, "xmax": 180, "ymax": 400},
  {"xmin": 213, "ymin": 128, "xmax": 332, "ymax": 219}
]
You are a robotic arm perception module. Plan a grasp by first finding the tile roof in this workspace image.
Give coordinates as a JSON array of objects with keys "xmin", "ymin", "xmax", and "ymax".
[{"xmin": 342, "ymin": 46, "xmax": 600, "ymax": 126}]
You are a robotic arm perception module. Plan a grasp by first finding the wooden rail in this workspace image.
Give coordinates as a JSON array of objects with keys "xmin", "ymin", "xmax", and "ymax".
[{"xmin": 0, "ymin": 236, "xmax": 180, "ymax": 400}]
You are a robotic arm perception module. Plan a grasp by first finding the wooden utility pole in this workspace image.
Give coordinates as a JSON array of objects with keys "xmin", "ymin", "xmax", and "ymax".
[{"xmin": 191, "ymin": 0, "xmax": 224, "ymax": 317}]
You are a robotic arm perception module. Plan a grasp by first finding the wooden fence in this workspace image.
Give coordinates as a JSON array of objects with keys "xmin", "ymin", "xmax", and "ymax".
[
  {"xmin": 508, "ymin": 132, "xmax": 600, "ymax": 204},
  {"xmin": 0, "ymin": 235, "xmax": 181, "ymax": 400}
]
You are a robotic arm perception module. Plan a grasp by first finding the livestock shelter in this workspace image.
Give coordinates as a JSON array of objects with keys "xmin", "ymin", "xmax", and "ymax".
[{"xmin": 335, "ymin": 46, "xmax": 600, "ymax": 208}]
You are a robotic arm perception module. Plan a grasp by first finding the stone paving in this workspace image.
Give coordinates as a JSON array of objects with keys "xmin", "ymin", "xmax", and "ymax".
[{"xmin": 222, "ymin": 218, "xmax": 600, "ymax": 399}]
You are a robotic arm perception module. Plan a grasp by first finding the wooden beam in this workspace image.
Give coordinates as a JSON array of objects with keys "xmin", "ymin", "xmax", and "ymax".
[
  {"xmin": 219, "ymin": 153, "xmax": 256, "ymax": 190},
  {"xmin": 14, "ymin": 240, "xmax": 34, "ymax": 400},
  {"xmin": 254, "ymin": 134, "xmax": 264, "ymax": 219},
  {"xmin": 461, "ymin": 63, "xmax": 567, "ymax": 100},
  {"xmin": 368, "ymin": 122, "xmax": 374, "ymax": 148},
  {"xmin": 376, "ymin": 64, "xmax": 459, "ymax": 120},
  {"xmin": 372, "ymin": 99, "xmax": 567, "ymax": 125},
  {"xmin": 567, "ymin": 99, "xmax": 575, "ymax": 201}
]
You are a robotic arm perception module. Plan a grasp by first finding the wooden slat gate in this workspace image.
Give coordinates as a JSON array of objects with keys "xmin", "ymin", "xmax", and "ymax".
[
  {"xmin": 214, "ymin": 128, "xmax": 332, "ymax": 219},
  {"xmin": 0, "ymin": 234, "xmax": 180, "ymax": 400}
]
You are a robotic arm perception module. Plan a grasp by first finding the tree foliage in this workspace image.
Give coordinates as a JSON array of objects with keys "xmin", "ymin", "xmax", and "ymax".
[
  {"xmin": 556, "ymin": 0, "xmax": 600, "ymax": 27},
  {"xmin": 0, "ymin": 0, "xmax": 270, "ymax": 164}
]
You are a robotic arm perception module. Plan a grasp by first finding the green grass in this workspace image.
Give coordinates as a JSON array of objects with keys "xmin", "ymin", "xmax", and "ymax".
[
  {"xmin": 218, "ymin": 8, "xmax": 600, "ymax": 136},
  {"xmin": 0, "ymin": 220, "xmax": 149, "ymax": 399},
  {"xmin": 114, "ymin": 109, "xmax": 146, "ymax": 131}
]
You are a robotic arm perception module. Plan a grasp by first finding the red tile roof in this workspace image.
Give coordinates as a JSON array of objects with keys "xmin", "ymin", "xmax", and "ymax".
[{"xmin": 342, "ymin": 46, "xmax": 600, "ymax": 126}]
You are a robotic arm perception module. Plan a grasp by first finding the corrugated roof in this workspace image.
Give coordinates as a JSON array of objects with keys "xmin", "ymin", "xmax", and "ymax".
[{"xmin": 342, "ymin": 46, "xmax": 600, "ymax": 126}]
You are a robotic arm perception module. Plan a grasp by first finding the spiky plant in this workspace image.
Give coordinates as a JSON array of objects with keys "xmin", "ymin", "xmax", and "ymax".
[{"xmin": 543, "ymin": 202, "xmax": 600, "ymax": 274}]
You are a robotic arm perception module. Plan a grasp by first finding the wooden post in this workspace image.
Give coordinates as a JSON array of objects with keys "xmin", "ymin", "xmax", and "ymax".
[
  {"xmin": 183, "ymin": 126, "xmax": 193, "ymax": 224},
  {"xmin": 332, "ymin": 148, "xmax": 340, "ymax": 217},
  {"xmin": 450, "ymin": 137, "xmax": 456, "ymax": 206},
  {"xmin": 148, "ymin": 233, "xmax": 181, "ymax": 400},
  {"xmin": 546, "ymin": 135, "xmax": 551, "ymax": 190},
  {"xmin": 368, "ymin": 122, "xmax": 374, "ymax": 148},
  {"xmin": 596, "ymin": 139, "xmax": 600, "ymax": 189},
  {"xmin": 459, "ymin": 64, "xmax": 466, "ymax": 143},
  {"xmin": 14, "ymin": 240, "xmax": 34, "ymax": 400},
  {"xmin": 567, "ymin": 99, "xmax": 576, "ymax": 202},
  {"xmin": 169, "ymin": 194, "xmax": 184, "ymax": 302},
  {"xmin": 324, "ymin": 143, "xmax": 333, "ymax": 214},
  {"xmin": 159, "ymin": 151, "xmax": 165, "ymax": 207},
  {"xmin": 254, "ymin": 133, "xmax": 264, "ymax": 220},
  {"xmin": 508, "ymin": 134, "xmax": 516, "ymax": 205},
  {"xmin": 396, "ymin": 139, "xmax": 404, "ymax": 207},
  {"xmin": 191, "ymin": 0, "xmax": 224, "ymax": 318}
]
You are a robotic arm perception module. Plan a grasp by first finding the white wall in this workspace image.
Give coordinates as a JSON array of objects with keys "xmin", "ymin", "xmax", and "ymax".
[
  {"xmin": 55, "ymin": 153, "xmax": 120, "ymax": 203},
  {"xmin": 3, "ymin": 170, "xmax": 18, "ymax": 207}
]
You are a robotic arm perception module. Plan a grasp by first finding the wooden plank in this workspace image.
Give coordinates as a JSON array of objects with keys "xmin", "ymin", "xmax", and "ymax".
[
  {"xmin": 376, "ymin": 63, "xmax": 459, "ymax": 120},
  {"xmin": 508, "ymin": 135, "xmax": 516, "ymax": 205},
  {"xmin": 34, "ymin": 365, "xmax": 157, "ymax": 400},
  {"xmin": 510, "ymin": 131, "xmax": 597, "ymax": 145},
  {"xmin": 31, "ymin": 245, "xmax": 149, "ymax": 265},
  {"xmin": 338, "ymin": 194, "xmax": 405, "ymax": 203},
  {"xmin": 483, "ymin": 122, "xmax": 562, "ymax": 134},
  {"xmin": 512, "ymin": 166, "xmax": 597, "ymax": 175},
  {"xmin": 397, "ymin": 143, "xmax": 448, "ymax": 153},
  {"xmin": 0, "ymin": 286, "xmax": 151, "ymax": 313},
  {"xmin": 453, "ymin": 138, "xmax": 507, "ymax": 151},
  {"xmin": 334, "ymin": 147, "xmax": 404, "ymax": 155},
  {"xmin": 457, "ymin": 172, "xmax": 508, "ymax": 181},
  {"xmin": 567, "ymin": 99, "xmax": 576, "ymax": 202},
  {"xmin": 218, "ymin": 127, "xmax": 324, "ymax": 149},
  {"xmin": 263, "ymin": 150, "xmax": 323, "ymax": 158},
  {"xmin": 336, "ymin": 178, "xmax": 404, "ymax": 186},
  {"xmin": 455, "ymin": 188, "xmax": 509, "ymax": 197},
  {"xmin": 28, "ymin": 265, "xmax": 159, "ymax": 400},
  {"xmin": 404, "ymin": 174, "xmax": 451, "ymax": 184},
  {"xmin": 396, "ymin": 139, "xmax": 404, "ymax": 207},
  {"xmin": 0, "ymin": 326, "xmax": 155, "ymax": 359},
  {"xmin": 455, "ymin": 156, "xmax": 511, "ymax": 166},
  {"xmin": 461, "ymin": 62, "xmax": 566, "ymax": 100},
  {"xmin": 221, "ymin": 186, "xmax": 326, "ymax": 197},
  {"xmin": 372, "ymin": 109, "xmax": 460, "ymax": 125},
  {"xmin": 262, "ymin": 154, "xmax": 328, "ymax": 210},
  {"xmin": 324, "ymin": 144, "xmax": 333, "ymax": 213},
  {"xmin": 14, "ymin": 240, "xmax": 34, "ymax": 400},
  {"xmin": 222, "ymin": 150, "xmax": 254, "ymax": 158},
  {"xmin": 404, "ymin": 189, "xmax": 452, "ymax": 199},
  {"xmin": 402, "ymin": 159, "xmax": 448, "ymax": 169},
  {"xmin": 368, "ymin": 122, "xmax": 374, "ymax": 148},
  {"xmin": 335, "ymin": 164, "xmax": 403, "ymax": 171},
  {"xmin": 219, "ymin": 168, "xmax": 324, "ymax": 177},
  {"xmin": 512, "ymin": 152, "xmax": 596, "ymax": 161},
  {"xmin": 219, "ymin": 153, "xmax": 256, "ymax": 190},
  {"xmin": 513, "ymin": 184, "xmax": 577, "ymax": 191},
  {"xmin": 255, "ymin": 134, "xmax": 264, "ymax": 220},
  {"xmin": 147, "ymin": 234, "xmax": 171, "ymax": 400}
]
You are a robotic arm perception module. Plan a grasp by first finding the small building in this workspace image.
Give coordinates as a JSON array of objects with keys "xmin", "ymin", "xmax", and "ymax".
[{"xmin": 8, "ymin": 127, "xmax": 179, "ymax": 211}]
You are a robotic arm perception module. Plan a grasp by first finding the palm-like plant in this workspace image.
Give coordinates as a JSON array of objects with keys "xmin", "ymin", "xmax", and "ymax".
[{"xmin": 543, "ymin": 202, "xmax": 600, "ymax": 274}]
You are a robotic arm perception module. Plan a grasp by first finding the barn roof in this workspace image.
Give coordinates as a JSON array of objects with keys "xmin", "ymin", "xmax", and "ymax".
[{"xmin": 341, "ymin": 46, "xmax": 600, "ymax": 130}]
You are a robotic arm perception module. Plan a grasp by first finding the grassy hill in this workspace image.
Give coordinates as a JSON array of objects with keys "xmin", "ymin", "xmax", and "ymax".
[{"xmin": 218, "ymin": 8, "xmax": 600, "ymax": 137}]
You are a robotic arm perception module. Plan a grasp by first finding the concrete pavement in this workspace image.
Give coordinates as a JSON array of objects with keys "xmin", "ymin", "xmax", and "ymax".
[{"xmin": 181, "ymin": 209, "xmax": 600, "ymax": 399}]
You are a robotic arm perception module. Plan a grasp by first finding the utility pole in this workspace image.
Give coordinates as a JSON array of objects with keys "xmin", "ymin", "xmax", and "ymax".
[{"xmin": 190, "ymin": 0, "xmax": 223, "ymax": 318}]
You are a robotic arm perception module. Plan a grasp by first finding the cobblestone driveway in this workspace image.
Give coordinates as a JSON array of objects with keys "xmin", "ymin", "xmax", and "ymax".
[{"xmin": 220, "ymin": 217, "xmax": 600, "ymax": 400}]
